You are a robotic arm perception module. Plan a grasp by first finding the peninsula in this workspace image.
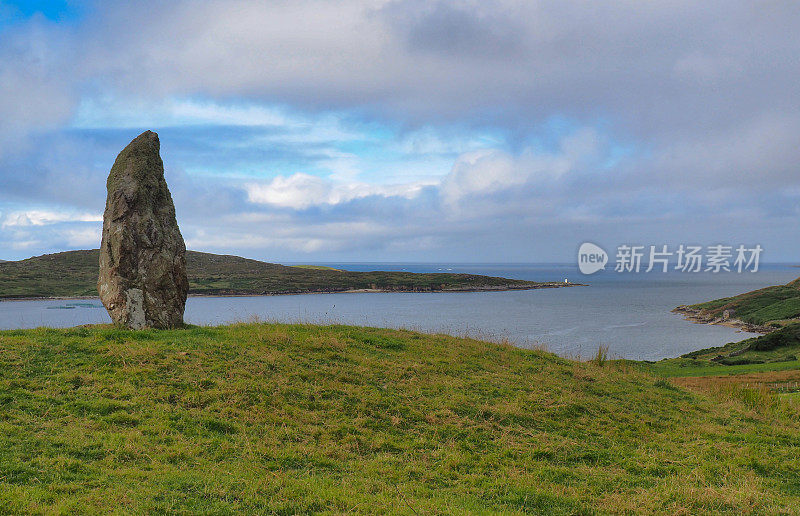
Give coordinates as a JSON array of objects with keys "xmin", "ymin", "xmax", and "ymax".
[
  {"xmin": 0, "ymin": 249, "xmax": 574, "ymax": 300},
  {"xmin": 645, "ymin": 274, "xmax": 800, "ymax": 373},
  {"xmin": 673, "ymin": 274, "xmax": 800, "ymax": 336}
]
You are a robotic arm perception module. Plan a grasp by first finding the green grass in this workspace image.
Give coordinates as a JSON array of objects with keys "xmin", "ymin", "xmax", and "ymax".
[
  {"xmin": 634, "ymin": 358, "xmax": 800, "ymax": 378},
  {"xmin": 638, "ymin": 323, "xmax": 800, "ymax": 377},
  {"xmin": 677, "ymin": 275, "xmax": 800, "ymax": 366},
  {"xmin": 689, "ymin": 283, "xmax": 800, "ymax": 327},
  {"xmin": 745, "ymin": 297, "xmax": 800, "ymax": 325},
  {"xmin": 688, "ymin": 323, "xmax": 800, "ymax": 363},
  {"xmin": 0, "ymin": 250, "xmax": 560, "ymax": 299},
  {"xmin": 1, "ymin": 323, "xmax": 799, "ymax": 513}
]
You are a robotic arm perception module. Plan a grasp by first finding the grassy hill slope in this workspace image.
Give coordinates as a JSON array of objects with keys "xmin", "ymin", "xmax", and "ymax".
[
  {"xmin": 681, "ymin": 323, "xmax": 800, "ymax": 365},
  {"xmin": 639, "ymin": 323, "xmax": 800, "ymax": 380},
  {"xmin": 0, "ymin": 250, "xmax": 558, "ymax": 299},
  {"xmin": 671, "ymin": 275, "xmax": 800, "ymax": 371},
  {"xmin": 679, "ymin": 279, "xmax": 800, "ymax": 328},
  {"xmin": 1, "ymin": 323, "xmax": 799, "ymax": 513}
]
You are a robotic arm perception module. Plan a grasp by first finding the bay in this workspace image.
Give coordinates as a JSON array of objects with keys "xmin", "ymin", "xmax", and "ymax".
[{"xmin": 1, "ymin": 263, "xmax": 796, "ymax": 360}]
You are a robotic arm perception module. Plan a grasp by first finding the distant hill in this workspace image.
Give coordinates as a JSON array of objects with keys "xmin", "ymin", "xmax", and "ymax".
[{"xmin": 0, "ymin": 249, "xmax": 565, "ymax": 299}]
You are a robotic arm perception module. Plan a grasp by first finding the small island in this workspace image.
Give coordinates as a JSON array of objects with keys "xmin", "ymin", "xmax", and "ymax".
[{"xmin": 0, "ymin": 249, "xmax": 577, "ymax": 300}]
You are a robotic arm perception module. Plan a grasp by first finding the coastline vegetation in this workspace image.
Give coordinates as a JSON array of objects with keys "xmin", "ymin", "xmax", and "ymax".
[
  {"xmin": 663, "ymin": 276, "xmax": 800, "ymax": 384},
  {"xmin": 685, "ymin": 279, "xmax": 800, "ymax": 328}
]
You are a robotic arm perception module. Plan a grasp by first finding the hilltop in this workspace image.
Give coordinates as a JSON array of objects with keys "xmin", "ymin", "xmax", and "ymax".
[
  {"xmin": 0, "ymin": 250, "xmax": 565, "ymax": 299},
  {"xmin": 0, "ymin": 323, "xmax": 798, "ymax": 513}
]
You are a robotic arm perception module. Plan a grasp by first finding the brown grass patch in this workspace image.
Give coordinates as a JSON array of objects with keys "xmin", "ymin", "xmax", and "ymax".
[{"xmin": 672, "ymin": 369, "xmax": 800, "ymax": 392}]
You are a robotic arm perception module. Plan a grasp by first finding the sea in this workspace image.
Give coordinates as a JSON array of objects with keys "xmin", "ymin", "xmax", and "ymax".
[{"xmin": 1, "ymin": 263, "xmax": 797, "ymax": 361}]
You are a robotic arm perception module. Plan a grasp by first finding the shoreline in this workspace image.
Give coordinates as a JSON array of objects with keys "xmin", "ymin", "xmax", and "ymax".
[
  {"xmin": 0, "ymin": 282, "xmax": 584, "ymax": 303},
  {"xmin": 672, "ymin": 305, "xmax": 774, "ymax": 335}
]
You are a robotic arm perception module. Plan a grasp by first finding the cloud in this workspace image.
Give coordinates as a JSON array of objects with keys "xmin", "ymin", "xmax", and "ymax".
[
  {"xmin": 441, "ymin": 146, "xmax": 572, "ymax": 209},
  {"xmin": 0, "ymin": 219, "xmax": 103, "ymax": 257},
  {"xmin": 650, "ymin": 112, "xmax": 800, "ymax": 190},
  {"xmin": 63, "ymin": 226, "xmax": 102, "ymax": 247},
  {"xmin": 3, "ymin": 1, "xmax": 800, "ymax": 145},
  {"xmin": 76, "ymin": 0, "xmax": 799, "ymax": 136},
  {"xmin": 0, "ymin": 16, "xmax": 78, "ymax": 158},
  {"xmin": 1, "ymin": 209, "xmax": 102, "ymax": 228},
  {"xmin": 1, "ymin": 1, "xmax": 799, "ymax": 261},
  {"xmin": 245, "ymin": 173, "xmax": 432, "ymax": 209},
  {"xmin": 382, "ymin": 0, "xmax": 528, "ymax": 59},
  {"xmin": 2, "ymin": 118, "xmax": 798, "ymax": 262},
  {"xmin": 184, "ymin": 128, "xmax": 653, "ymax": 258}
]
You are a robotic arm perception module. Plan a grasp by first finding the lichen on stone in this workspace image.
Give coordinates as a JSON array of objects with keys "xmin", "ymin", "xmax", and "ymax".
[{"xmin": 97, "ymin": 131, "xmax": 188, "ymax": 329}]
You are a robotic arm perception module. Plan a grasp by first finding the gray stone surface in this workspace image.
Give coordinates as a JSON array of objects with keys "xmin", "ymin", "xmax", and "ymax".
[{"xmin": 97, "ymin": 131, "xmax": 188, "ymax": 329}]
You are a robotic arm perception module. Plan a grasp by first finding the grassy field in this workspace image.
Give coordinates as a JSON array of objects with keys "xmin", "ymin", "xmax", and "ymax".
[
  {"xmin": 290, "ymin": 265, "xmax": 343, "ymax": 271},
  {"xmin": 0, "ymin": 250, "xmax": 560, "ymax": 299},
  {"xmin": 634, "ymin": 323, "xmax": 800, "ymax": 381},
  {"xmin": 670, "ymin": 368, "xmax": 800, "ymax": 391},
  {"xmin": 1, "ymin": 323, "xmax": 799, "ymax": 513},
  {"xmin": 639, "ymin": 357, "xmax": 800, "ymax": 378}
]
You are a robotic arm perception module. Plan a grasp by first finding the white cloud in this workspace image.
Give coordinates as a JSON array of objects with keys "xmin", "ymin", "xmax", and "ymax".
[
  {"xmin": 245, "ymin": 173, "xmax": 432, "ymax": 209},
  {"xmin": 185, "ymin": 220, "xmax": 388, "ymax": 254},
  {"xmin": 10, "ymin": 239, "xmax": 41, "ymax": 251},
  {"xmin": 1, "ymin": 210, "xmax": 102, "ymax": 228},
  {"xmin": 441, "ymin": 150, "xmax": 520, "ymax": 205},
  {"xmin": 64, "ymin": 227, "xmax": 102, "ymax": 247},
  {"xmin": 245, "ymin": 174, "xmax": 331, "ymax": 209},
  {"xmin": 440, "ymin": 129, "xmax": 597, "ymax": 208},
  {"xmin": 237, "ymin": 128, "xmax": 600, "ymax": 213},
  {"xmin": 73, "ymin": 97, "xmax": 291, "ymax": 129}
]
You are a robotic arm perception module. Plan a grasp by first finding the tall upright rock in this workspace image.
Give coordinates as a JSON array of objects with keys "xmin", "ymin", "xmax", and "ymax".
[{"xmin": 98, "ymin": 131, "xmax": 188, "ymax": 329}]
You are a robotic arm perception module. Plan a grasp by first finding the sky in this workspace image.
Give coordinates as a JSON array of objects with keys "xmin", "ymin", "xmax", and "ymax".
[{"xmin": 0, "ymin": 0, "xmax": 798, "ymax": 263}]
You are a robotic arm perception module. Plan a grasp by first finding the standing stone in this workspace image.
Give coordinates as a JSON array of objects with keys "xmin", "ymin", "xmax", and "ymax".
[{"xmin": 98, "ymin": 131, "xmax": 188, "ymax": 329}]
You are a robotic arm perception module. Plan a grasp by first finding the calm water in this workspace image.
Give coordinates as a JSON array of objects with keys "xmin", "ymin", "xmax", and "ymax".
[{"xmin": 1, "ymin": 263, "xmax": 797, "ymax": 360}]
